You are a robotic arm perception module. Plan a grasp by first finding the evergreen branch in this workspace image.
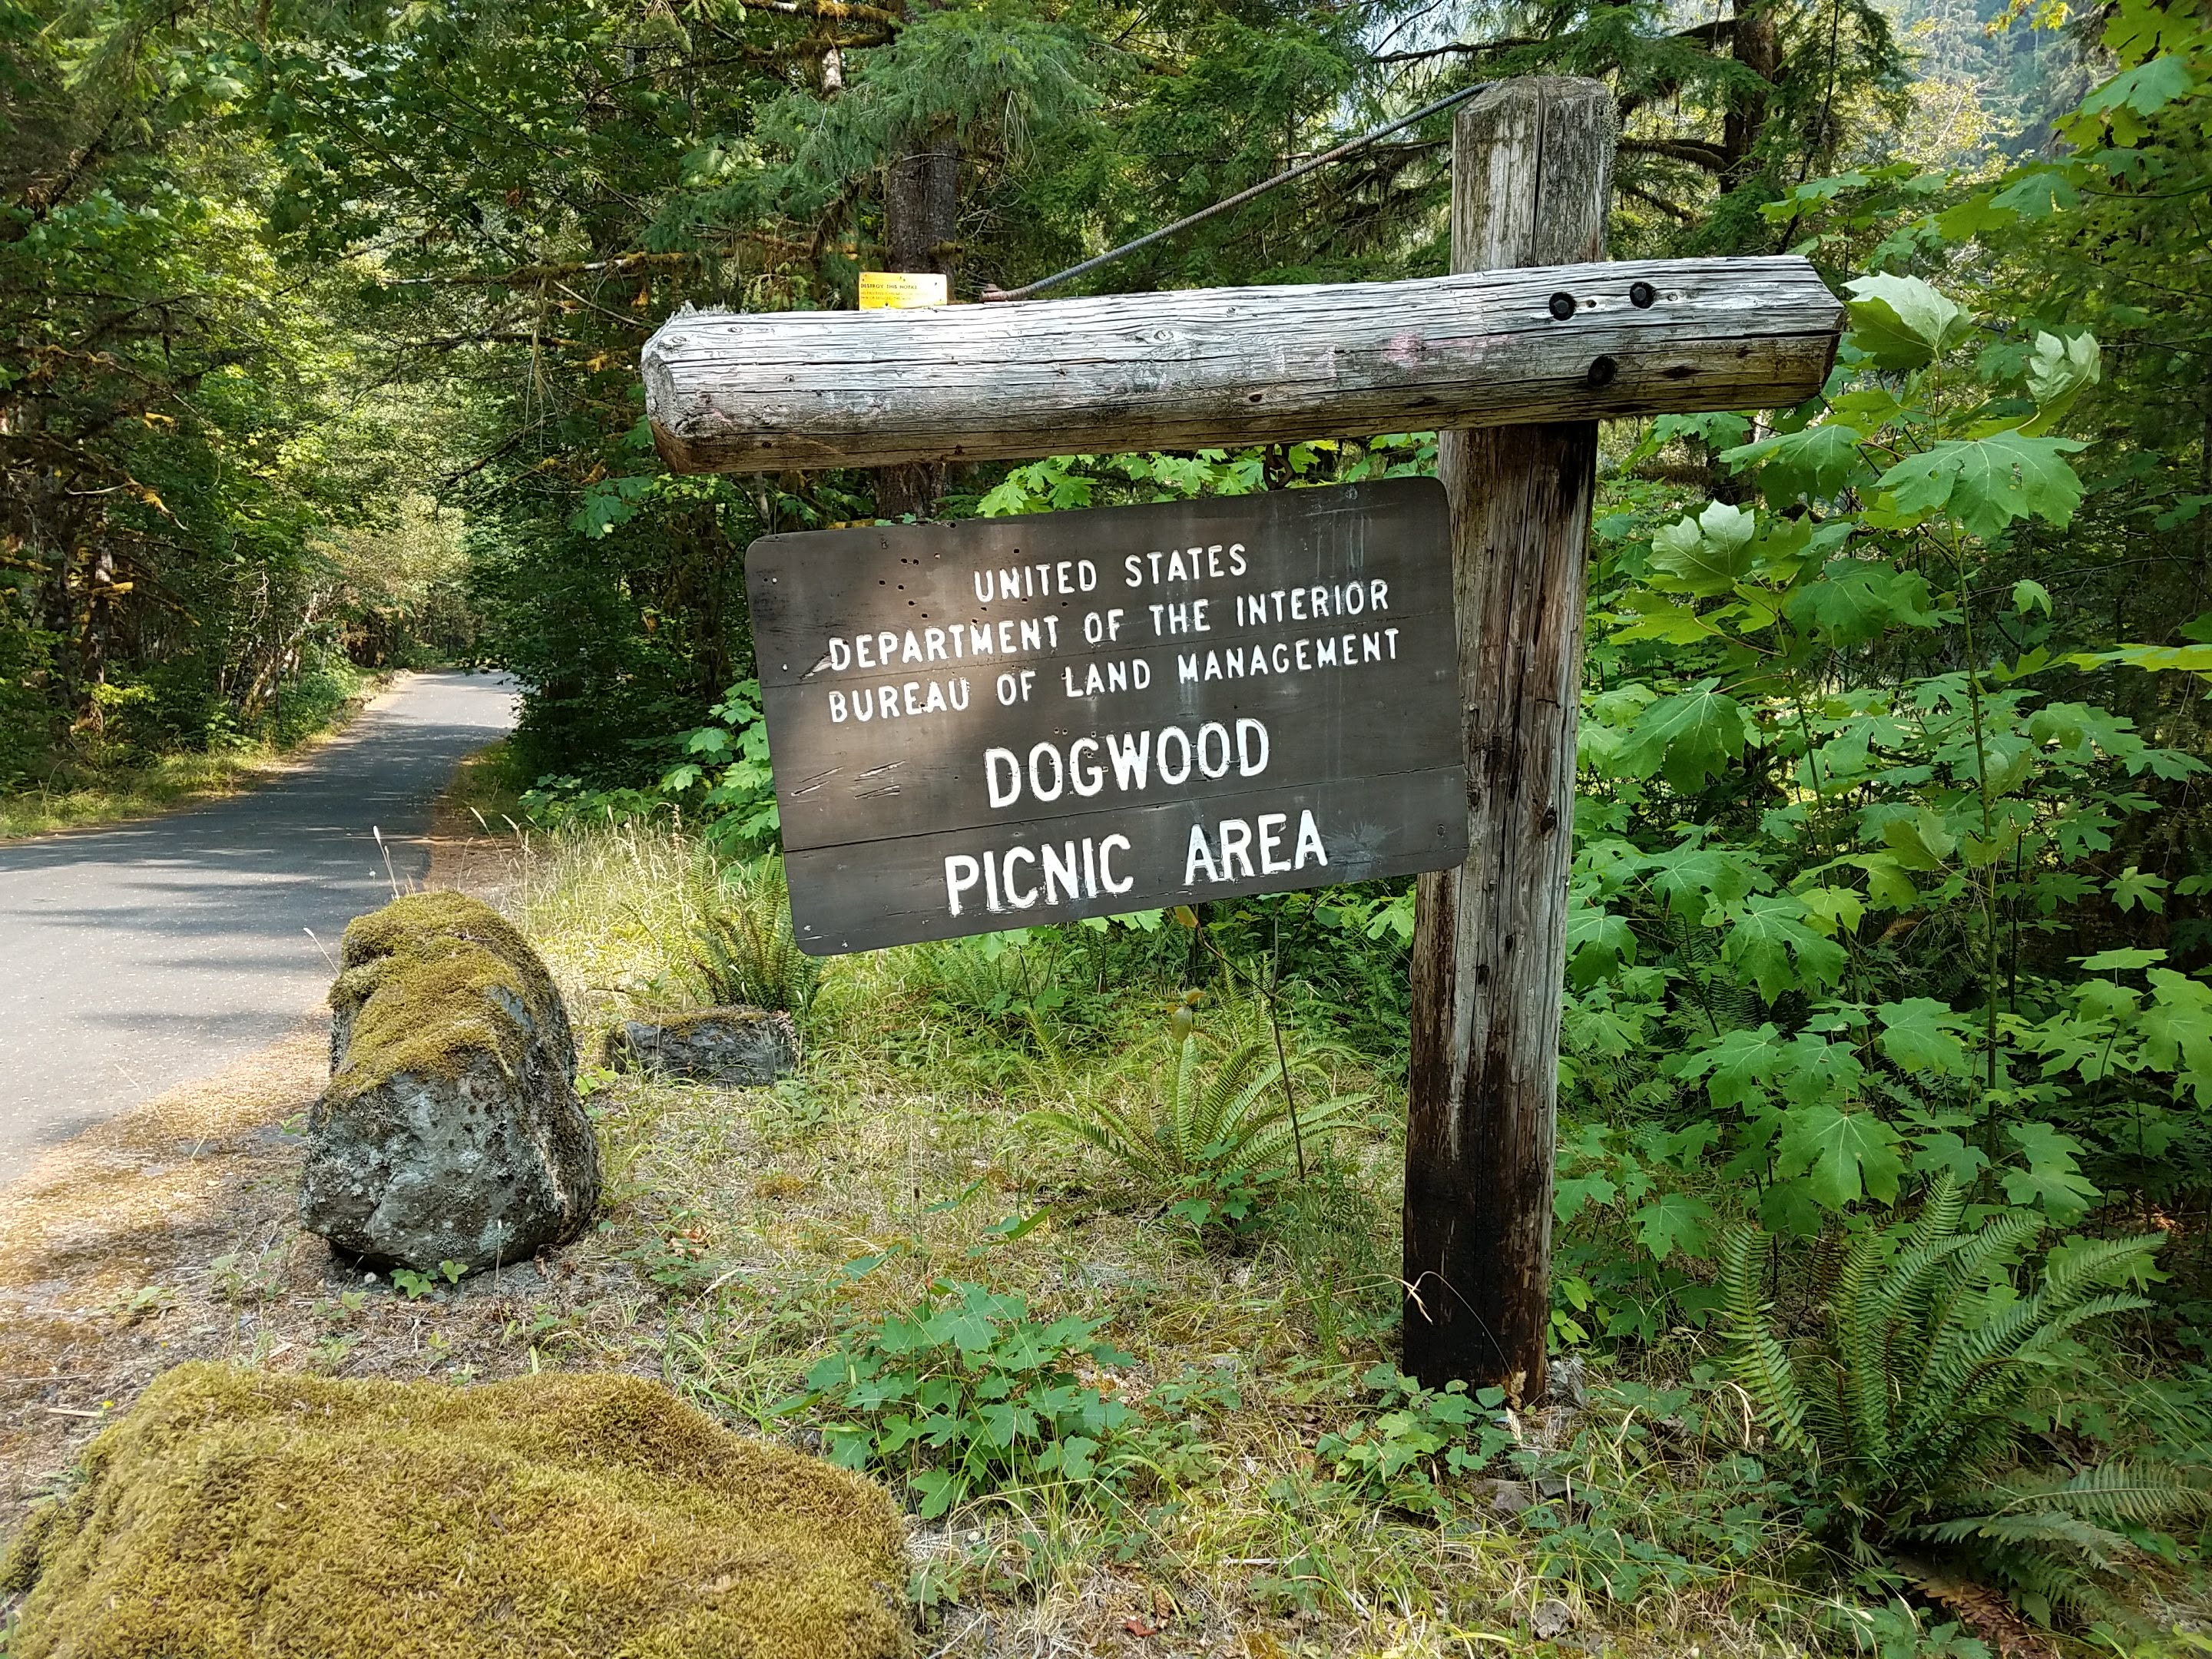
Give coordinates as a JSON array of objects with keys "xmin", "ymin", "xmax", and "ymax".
[
  {"xmin": 1618, "ymin": 137, "xmax": 1731, "ymax": 173},
  {"xmin": 1615, "ymin": 180, "xmax": 1698, "ymax": 222},
  {"xmin": 729, "ymin": 0, "xmax": 905, "ymax": 29},
  {"xmin": 1369, "ymin": 37, "xmax": 1541, "ymax": 64},
  {"xmin": 379, "ymin": 252, "xmax": 699, "ymax": 289}
]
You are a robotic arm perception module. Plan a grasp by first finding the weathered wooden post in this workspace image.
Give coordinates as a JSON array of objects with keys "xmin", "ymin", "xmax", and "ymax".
[{"xmin": 1405, "ymin": 79, "xmax": 1613, "ymax": 1402}]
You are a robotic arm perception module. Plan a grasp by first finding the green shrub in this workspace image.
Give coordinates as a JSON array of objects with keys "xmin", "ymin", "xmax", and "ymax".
[
  {"xmin": 1313, "ymin": 1364, "xmax": 1512, "ymax": 1517},
  {"xmin": 1718, "ymin": 1177, "xmax": 2208, "ymax": 1624},
  {"xmin": 908, "ymin": 925, "xmax": 1144, "ymax": 1061},
  {"xmin": 783, "ymin": 1277, "xmax": 1141, "ymax": 1520},
  {"xmin": 681, "ymin": 857, "xmax": 820, "ymax": 1017}
]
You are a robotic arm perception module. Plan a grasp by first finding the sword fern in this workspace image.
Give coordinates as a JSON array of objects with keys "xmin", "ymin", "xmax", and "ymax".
[
  {"xmin": 1031, "ymin": 1032, "xmax": 1364, "ymax": 1231},
  {"xmin": 1719, "ymin": 1176, "xmax": 2205, "ymax": 1624}
]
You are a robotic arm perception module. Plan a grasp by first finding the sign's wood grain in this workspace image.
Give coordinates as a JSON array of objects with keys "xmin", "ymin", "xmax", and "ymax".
[
  {"xmin": 644, "ymin": 256, "xmax": 1842, "ymax": 473},
  {"xmin": 746, "ymin": 479, "xmax": 1468, "ymax": 952}
]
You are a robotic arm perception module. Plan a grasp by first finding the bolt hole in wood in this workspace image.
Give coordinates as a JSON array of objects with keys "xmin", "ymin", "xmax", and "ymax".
[{"xmin": 1586, "ymin": 355, "xmax": 1618, "ymax": 388}]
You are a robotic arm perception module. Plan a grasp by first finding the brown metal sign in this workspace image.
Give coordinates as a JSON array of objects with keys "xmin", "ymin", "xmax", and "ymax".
[{"xmin": 747, "ymin": 478, "xmax": 1467, "ymax": 953}]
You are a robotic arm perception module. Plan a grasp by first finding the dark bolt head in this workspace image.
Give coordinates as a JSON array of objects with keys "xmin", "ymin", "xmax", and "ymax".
[
  {"xmin": 1547, "ymin": 291, "xmax": 1578, "ymax": 321},
  {"xmin": 1630, "ymin": 280, "xmax": 1657, "ymax": 309},
  {"xmin": 1586, "ymin": 355, "xmax": 1618, "ymax": 388}
]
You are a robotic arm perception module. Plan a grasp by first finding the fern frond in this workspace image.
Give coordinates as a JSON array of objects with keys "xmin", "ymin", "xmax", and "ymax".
[
  {"xmin": 1864, "ymin": 1231, "xmax": 1982, "ymax": 1445},
  {"xmin": 1904, "ymin": 1174, "xmax": 1965, "ymax": 1250},
  {"xmin": 1863, "ymin": 1178, "xmax": 1971, "ymax": 1359},
  {"xmin": 1910, "ymin": 1509, "xmax": 2133, "ymax": 1568},
  {"xmin": 1029, "ymin": 1103, "xmax": 1167, "ymax": 1184},
  {"xmin": 1972, "ymin": 1461, "xmax": 2212, "ymax": 1526},
  {"xmin": 1168, "ymin": 1035, "xmax": 1204, "ymax": 1169},
  {"xmin": 1221, "ymin": 1098, "xmax": 1363, "ymax": 1177},
  {"xmin": 1717, "ymin": 1227, "xmax": 1814, "ymax": 1458},
  {"xmin": 1197, "ymin": 1048, "xmax": 1256, "ymax": 1159},
  {"xmin": 1042, "ymin": 1035, "xmax": 1357, "ymax": 1204},
  {"xmin": 1925, "ymin": 1210, "xmax": 2039, "ymax": 1309},
  {"xmin": 1899, "ymin": 1214, "xmax": 2042, "ymax": 1430},
  {"xmin": 1832, "ymin": 1229, "xmax": 1896, "ymax": 1465},
  {"xmin": 1976, "ymin": 1540, "xmax": 2115, "ymax": 1621},
  {"xmin": 1898, "ymin": 1292, "xmax": 2151, "ymax": 1475},
  {"xmin": 2031, "ymin": 1233, "xmax": 2165, "ymax": 1312}
]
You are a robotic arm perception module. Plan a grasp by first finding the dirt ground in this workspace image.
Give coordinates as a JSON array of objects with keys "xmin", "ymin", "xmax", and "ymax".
[{"xmin": 0, "ymin": 804, "xmax": 647, "ymax": 1540}]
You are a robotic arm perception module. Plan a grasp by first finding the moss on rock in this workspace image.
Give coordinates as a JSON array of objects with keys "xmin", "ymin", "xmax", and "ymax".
[
  {"xmin": 2, "ymin": 1362, "xmax": 909, "ymax": 1658},
  {"xmin": 327, "ymin": 889, "xmax": 573, "ymax": 1102}
]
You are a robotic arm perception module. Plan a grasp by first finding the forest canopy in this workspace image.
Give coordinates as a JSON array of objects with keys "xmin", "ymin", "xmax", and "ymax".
[{"xmin": 7, "ymin": 0, "xmax": 2067, "ymax": 774}]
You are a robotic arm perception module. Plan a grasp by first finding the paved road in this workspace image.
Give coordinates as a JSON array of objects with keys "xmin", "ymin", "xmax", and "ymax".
[{"xmin": 0, "ymin": 672, "xmax": 518, "ymax": 1184}]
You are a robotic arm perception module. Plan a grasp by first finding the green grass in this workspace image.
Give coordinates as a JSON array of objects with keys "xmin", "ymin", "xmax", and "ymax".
[{"xmin": 434, "ymin": 737, "xmax": 529, "ymax": 833}]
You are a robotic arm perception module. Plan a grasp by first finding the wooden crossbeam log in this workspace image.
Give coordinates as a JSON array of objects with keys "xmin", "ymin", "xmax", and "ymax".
[{"xmin": 642, "ymin": 255, "xmax": 1843, "ymax": 474}]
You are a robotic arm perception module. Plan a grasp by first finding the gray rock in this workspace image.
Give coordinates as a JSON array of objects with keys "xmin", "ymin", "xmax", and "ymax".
[
  {"xmin": 1529, "ymin": 1598, "xmax": 1577, "ymax": 1641},
  {"xmin": 300, "ymin": 892, "xmax": 599, "ymax": 1275},
  {"xmin": 1486, "ymin": 1479, "xmax": 1534, "ymax": 1517},
  {"xmin": 605, "ymin": 1008, "xmax": 798, "ymax": 1086},
  {"xmin": 1548, "ymin": 1352, "xmax": 1588, "ymax": 1409}
]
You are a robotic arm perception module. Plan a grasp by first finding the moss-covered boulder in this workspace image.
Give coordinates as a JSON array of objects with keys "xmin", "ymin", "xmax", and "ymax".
[
  {"xmin": 606, "ymin": 1006, "xmax": 800, "ymax": 1086},
  {"xmin": 0, "ymin": 1362, "xmax": 909, "ymax": 1658},
  {"xmin": 301, "ymin": 891, "xmax": 599, "ymax": 1273}
]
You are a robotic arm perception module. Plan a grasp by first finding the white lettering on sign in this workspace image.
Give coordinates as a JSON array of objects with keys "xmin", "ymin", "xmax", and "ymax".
[
  {"xmin": 944, "ymin": 833, "xmax": 1135, "ymax": 915},
  {"xmin": 827, "ymin": 677, "xmax": 972, "ymax": 723},
  {"xmin": 1121, "ymin": 544, "xmax": 1250, "ymax": 586},
  {"xmin": 1061, "ymin": 657, "xmax": 1151, "ymax": 698},
  {"xmin": 972, "ymin": 560, "xmax": 1099, "ymax": 604},
  {"xmin": 981, "ymin": 719, "xmax": 1268, "ymax": 810},
  {"xmin": 1236, "ymin": 581, "xmax": 1389, "ymax": 624},
  {"xmin": 1175, "ymin": 628, "xmax": 1400, "ymax": 682},
  {"xmin": 1182, "ymin": 810, "xmax": 1328, "ymax": 884}
]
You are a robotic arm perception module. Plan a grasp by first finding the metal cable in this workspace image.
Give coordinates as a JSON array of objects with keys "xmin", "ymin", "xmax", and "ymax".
[{"xmin": 978, "ymin": 81, "xmax": 1494, "ymax": 303}]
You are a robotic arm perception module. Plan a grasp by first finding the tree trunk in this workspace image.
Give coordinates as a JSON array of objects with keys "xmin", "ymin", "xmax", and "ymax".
[
  {"xmin": 81, "ymin": 545, "xmax": 114, "ymax": 727},
  {"xmin": 1722, "ymin": 0, "xmax": 1781, "ymax": 192},
  {"xmin": 879, "ymin": 121, "xmax": 959, "ymax": 522}
]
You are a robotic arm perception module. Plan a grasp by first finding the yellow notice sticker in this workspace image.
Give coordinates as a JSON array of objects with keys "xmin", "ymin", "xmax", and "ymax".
[{"xmin": 858, "ymin": 271, "xmax": 950, "ymax": 310}]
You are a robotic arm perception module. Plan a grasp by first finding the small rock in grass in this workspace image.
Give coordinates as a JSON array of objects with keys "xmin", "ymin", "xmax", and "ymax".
[
  {"xmin": 605, "ymin": 1007, "xmax": 799, "ymax": 1087},
  {"xmin": 1548, "ymin": 1352, "xmax": 1588, "ymax": 1409},
  {"xmin": 301, "ymin": 892, "xmax": 599, "ymax": 1277},
  {"xmin": 1486, "ymin": 1479, "xmax": 1534, "ymax": 1516},
  {"xmin": 1530, "ymin": 1598, "xmax": 1578, "ymax": 1641}
]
